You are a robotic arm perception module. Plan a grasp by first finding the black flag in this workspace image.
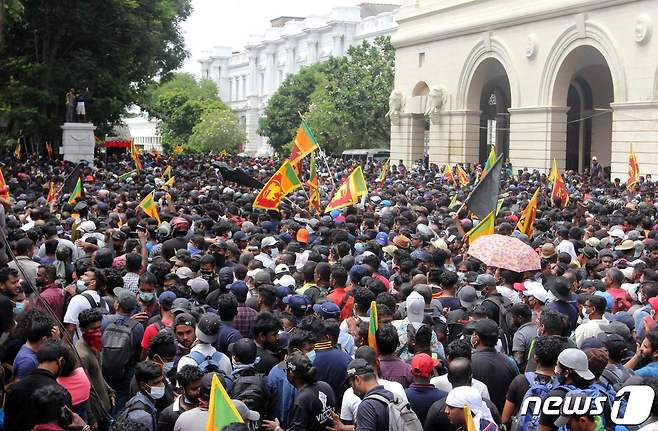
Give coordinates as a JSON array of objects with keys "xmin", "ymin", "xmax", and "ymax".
[
  {"xmin": 217, "ymin": 163, "xmax": 264, "ymax": 189},
  {"xmin": 61, "ymin": 163, "xmax": 84, "ymax": 196},
  {"xmin": 464, "ymin": 155, "xmax": 504, "ymax": 220}
]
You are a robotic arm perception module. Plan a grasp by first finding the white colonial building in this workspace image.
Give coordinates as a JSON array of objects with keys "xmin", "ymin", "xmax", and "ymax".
[
  {"xmin": 391, "ymin": 0, "xmax": 658, "ymax": 180},
  {"xmin": 199, "ymin": 3, "xmax": 399, "ymax": 156}
]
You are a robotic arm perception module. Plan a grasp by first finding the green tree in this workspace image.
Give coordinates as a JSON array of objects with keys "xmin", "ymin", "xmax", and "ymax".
[
  {"xmin": 305, "ymin": 36, "xmax": 394, "ymax": 153},
  {"xmin": 258, "ymin": 62, "xmax": 327, "ymax": 155},
  {"xmin": 0, "ymin": 0, "xmax": 191, "ymax": 151},
  {"xmin": 187, "ymin": 108, "xmax": 245, "ymax": 154}
]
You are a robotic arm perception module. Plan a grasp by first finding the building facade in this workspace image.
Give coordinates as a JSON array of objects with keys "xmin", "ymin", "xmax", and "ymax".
[
  {"xmin": 390, "ymin": 0, "xmax": 658, "ymax": 180},
  {"xmin": 199, "ymin": 3, "xmax": 399, "ymax": 156},
  {"xmin": 123, "ymin": 113, "xmax": 162, "ymax": 152}
]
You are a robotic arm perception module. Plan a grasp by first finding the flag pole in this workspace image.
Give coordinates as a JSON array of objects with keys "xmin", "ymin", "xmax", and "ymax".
[{"xmin": 298, "ymin": 111, "xmax": 335, "ymax": 191}]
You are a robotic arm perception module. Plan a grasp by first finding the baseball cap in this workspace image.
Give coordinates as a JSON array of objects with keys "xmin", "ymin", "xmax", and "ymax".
[
  {"xmin": 232, "ymin": 231, "xmax": 249, "ymax": 242},
  {"xmin": 410, "ymin": 353, "xmax": 440, "ymax": 378},
  {"xmin": 283, "ymin": 295, "xmax": 310, "ymax": 312},
  {"xmin": 187, "ymin": 277, "xmax": 210, "ymax": 294},
  {"xmin": 406, "ymin": 291, "xmax": 425, "ymax": 324},
  {"xmin": 275, "ymin": 274, "xmax": 296, "ymax": 288},
  {"xmin": 171, "ymin": 298, "xmax": 192, "ymax": 314},
  {"xmin": 232, "ymin": 399, "xmax": 260, "ymax": 422},
  {"xmin": 346, "ymin": 358, "xmax": 375, "ymax": 378},
  {"xmin": 457, "ymin": 286, "xmax": 478, "ymax": 308},
  {"xmin": 196, "ymin": 314, "xmax": 221, "ymax": 344},
  {"xmin": 285, "ymin": 351, "xmax": 313, "ymax": 376},
  {"xmin": 158, "ymin": 291, "xmax": 177, "ymax": 310},
  {"xmin": 112, "ymin": 230, "xmax": 127, "ymax": 240},
  {"xmin": 296, "ymin": 228, "xmax": 309, "ymax": 244},
  {"xmin": 113, "ymin": 287, "xmax": 137, "ymax": 311},
  {"xmin": 349, "ymin": 265, "xmax": 370, "ymax": 284},
  {"xmin": 471, "ymin": 273, "xmax": 496, "ymax": 287},
  {"xmin": 523, "ymin": 288, "xmax": 550, "ymax": 303},
  {"xmin": 597, "ymin": 333, "xmax": 627, "ymax": 356},
  {"xmin": 608, "ymin": 311, "xmax": 635, "ymax": 331},
  {"xmin": 169, "ymin": 249, "xmax": 192, "ymax": 263},
  {"xmin": 174, "ymin": 312, "xmax": 196, "ymax": 328},
  {"xmin": 175, "ymin": 267, "xmax": 193, "ymax": 280},
  {"xmin": 313, "ymin": 301, "xmax": 341, "ymax": 319},
  {"xmin": 229, "ymin": 281, "xmax": 249, "ymax": 302},
  {"xmin": 557, "ymin": 348, "xmax": 595, "ymax": 380},
  {"xmin": 254, "ymin": 270, "xmax": 272, "ymax": 286},
  {"xmin": 540, "ymin": 243, "xmax": 557, "ymax": 258},
  {"xmin": 261, "ymin": 236, "xmax": 277, "ymax": 248},
  {"xmin": 474, "ymin": 318, "xmax": 499, "ymax": 339},
  {"xmin": 578, "ymin": 246, "xmax": 597, "ymax": 259},
  {"xmin": 275, "ymin": 264, "xmax": 290, "ymax": 275},
  {"xmin": 375, "ymin": 232, "xmax": 388, "ymax": 246},
  {"xmin": 599, "ymin": 321, "xmax": 631, "ymax": 340},
  {"xmin": 228, "ymin": 338, "xmax": 257, "ymax": 364}
]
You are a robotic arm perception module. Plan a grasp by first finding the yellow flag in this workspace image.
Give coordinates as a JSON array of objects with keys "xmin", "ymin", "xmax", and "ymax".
[
  {"xmin": 547, "ymin": 158, "xmax": 558, "ymax": 183},
  {"xmin": 139, "ymin": 191, "xmax": 161, "ymax": 225},
  {"xmin": 464, "ymin": 211, "xmax": 495, "ymax": 244},
  {"xmin": 516, "ymin": 187, "xmax": 539, "ymax": 238},
  {"xmin": 464, "ymin": 405, "xmax": 477, "ymax": 431}
]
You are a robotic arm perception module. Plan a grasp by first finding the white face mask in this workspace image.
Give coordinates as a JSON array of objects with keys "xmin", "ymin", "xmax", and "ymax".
[
  {"xmin": 581, "ymin": 308, "xmax": 590, "ymax": 320},
  {"xmin": 149, "ymin": 384, "xmax": 165, "ymax": 400},
  {"xmin": 638, "ymin": 292, "xmax": 645, "ymax": 304},
  {"xmin": 270, "ymin": 247, "xmax": 279, "ymax": 257}
]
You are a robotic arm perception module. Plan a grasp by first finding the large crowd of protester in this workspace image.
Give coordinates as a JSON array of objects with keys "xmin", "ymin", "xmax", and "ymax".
[{"xmin": 0, "ymin": 151, "xmax": 657, "ymax": 431}]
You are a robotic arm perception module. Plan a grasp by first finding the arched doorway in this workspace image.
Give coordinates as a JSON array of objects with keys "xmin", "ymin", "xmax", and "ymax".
[
  {"xmin": 552, "ymin": 46, "xmax": 614, "ymax": 174},
  {"xmin": 411, "ymin": 81, "xmax": 431, "ymax": 167},
  {"xmin": 466, "ymin": 58, "xmax": 511, "ymax": 164}
]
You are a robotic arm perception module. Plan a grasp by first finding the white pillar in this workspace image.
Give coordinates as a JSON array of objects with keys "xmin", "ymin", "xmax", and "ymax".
[
  {"xmin": 390, "ymin": 113, "xmax": 425, "ymax": 167},
  {"xmin": 508, "ymin": 106, "xmax": 569, "ymax": 174},
  {"xmin": 610, "ymin": 101, "xmax": 658, "ymax": 180}
]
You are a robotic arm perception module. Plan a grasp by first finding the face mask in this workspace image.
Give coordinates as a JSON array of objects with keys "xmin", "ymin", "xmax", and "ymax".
[
  {"xmin": 184, "ymin": 395, "xmax": 199, "ymax": 405},
  {"xmin": 638, "ymin": 292, "xmax": 645, "ymax": 304},
  {"xmin": 149, "ymin": 384, "xmax": 165, "ymax": 400},
  {"xmin": 581, "ymin": 309, "xmax": 590, "ymax": 320},
  {"xmin": 13, "ymin": 301, "xmax": 24, "ymax": 316},
  {"xmin": 201, "ymin": 271, "xmax": 214, "ymax": 280},
  {"xmin": 270, "ymin": 247, "xmax": 279, "ymax": 258},
  {"xmin": 83, "ymin": 328, "xmax": 103, "ymax": 351},
  {"xmin": 306, "ymin": 350, "xmax": 316, "ymax": 363},
  {"xmin": 457, "ymin": 271, "xmax": 465, "ymax": 281},
  {"xmin": 139, "ymin": 291, "xmax": 155, "ymax": 303},
  {"xmin": 163, "ymin": 361, "xmax": 175, "ymax": 373},
  {"xmin": 76, "ymin": 280, "xmax": 87, "ymax": 293}
]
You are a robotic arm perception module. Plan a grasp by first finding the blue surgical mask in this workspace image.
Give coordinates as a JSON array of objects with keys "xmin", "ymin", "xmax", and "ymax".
[
  {"xmin": 149, "ymin": 384, "xmax": 165, "ymax": 400},
  {"xmin": 270, "ymin": 247, "xmax": 279, "ymax": 258},
  {"xmin": 13, "ymin": 302, "xmax": 24, "ymax": 315},
  {"xmin": 76, "ymin": 280, "xmax": 87, "ymax": 293},
  {"xmin": 306, "ymin": 349, "xmax": 316, "ymax": 363},
  {"xmin": 139, "ymin": 291, "xmax": 155, "ymax": 303},
  {"xmin": 163, "ymin": 361, "xmax": 174, "ymax": 373}
]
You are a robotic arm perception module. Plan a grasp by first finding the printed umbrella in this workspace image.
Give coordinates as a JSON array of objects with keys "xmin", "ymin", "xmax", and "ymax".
[{"xmin": 467, "ymin": 234, "xmax": 541, "ymax": 272}]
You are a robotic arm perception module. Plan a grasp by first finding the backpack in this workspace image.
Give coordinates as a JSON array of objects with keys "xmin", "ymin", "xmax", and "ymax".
[
  {"xmin": 511, "ymin": 372, "xmax": 560, "ymax": 431},
  {"xmin": 101, "ymin": 317, "xmax": 139, "ymax": 382},
  {"xmin": 81, "ymin": 292, "xmax": 110, "ymax": 315},
  {"xmin": 483, "ymin": 295, "xmax": 514, "ymax": 353},
  {"xmin": 365, "ymin": 393, "xmax": 423, "ymax": 431},
  {"xmin": 112, "ymin": 398, "xmax": 156, "ymax": 431},
  {"xmin": 556, "ymin": 385, "xmax": 608, "ymax": 431},
  {"xmin": 188, "ymin": 350, "xmax": 224, "ymax": 374},
  {"xmin": 600, "ymin": 365, "xmax": 634, "ymax": 392},
  {"xmin": 231, "ymin": 372, "xmax": 268, "ymax": 413}
]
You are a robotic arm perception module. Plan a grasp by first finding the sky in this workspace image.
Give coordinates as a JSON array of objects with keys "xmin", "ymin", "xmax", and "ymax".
[{"xmin": 180, "ymin": 0, "xmax": 366, "ymax": 75}]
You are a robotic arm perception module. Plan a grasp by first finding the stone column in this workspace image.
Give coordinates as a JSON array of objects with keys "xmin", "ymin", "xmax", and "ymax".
[
  {"xmin": 265, "ymin": 49, "xmax": 276, "ymax": 95},
  {"xmin": 610, "ymin": 101, "xmax": 658, "ymax": 180},
  {"xmin": 508, "ymin": 106, "xmax": 569, "ymax": 174},
  {"xmin": 244, "ymin": 53, "xmax": 261, "ymax": 155},
  {"xmin": 61, "ymin": 123, "xmax": 96, "ymax": 165},
  {"xmin": 390, "ymin": 113, "xmax": 425, "ymax": 167},
  {"xmin": 286, "ymin": 42, "xmax": 296, "ymax": 75},
  {"xmin": 307, "ymin": 35, "xmax": 319, "ymax": 63}
]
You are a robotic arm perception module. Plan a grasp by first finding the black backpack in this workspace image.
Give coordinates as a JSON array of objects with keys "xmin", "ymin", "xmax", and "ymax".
[
  {"xmin": 112, "ymin": 398, "xmax": 156, "ymax": 431},
  {"xmin": 483, "ymin": 294, "xmax": 514, "ymax": 352},
  {"xmin": 231, "ymin": 372, "xmax": 268, "ymax": 413},
  {"xmin": 81, "ymin": 292, "xmax": 110, "ymax": 315},
  {"xmin": 101, "ymin": 316, "xmax": 139, "ymax": 382}
]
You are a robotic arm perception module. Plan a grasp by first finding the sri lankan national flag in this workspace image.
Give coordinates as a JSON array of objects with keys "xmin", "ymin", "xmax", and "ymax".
[
  {"xmin": 547, "ymin": 158, "xmax": 558, "ymax": 183},
  {"xmin": 162, "ymin": 165, "xmax": 172, "ymax": 180},
  {"xmin": 456, "ymin": 165, "xmax": 470, "ymax": 187},
  {"xmin": 324, "ymin": 166, "xmax": 368, "ymax": 213},
  {"xmin": 67, "ymin": 177, "xmax": 83, "ymax": 204},
  {"xmin": 164, "ymin": 176, "xmax": 175, "ymax": 187},
  {"xmin": 443, "ymin": 165, "xmax": 455, "ymax": 185},
  {"xmin": 205, "ymin": 373, "xmax": 243, "ymax": 431},
  {"xmin": 307, "ymin": 151, "xmax": 320, "ymax": 214},
  {"xmin": 464, "ymin": 210, "xmax": 495, "ymax": 244},
  {"xmin": 628, "ymin": 144, "xmax": 640, "ymax": 189},
  {"xmin": 367, "ymin": 301, "xmax": 378, "ymax": 352},
  {"xmin": 290, "ymin": 119, "xmax": 319, "ymax": 164},
  {"xmin": 551, "ymin": 168, "xmax": 569, "ymax": 207},
  {"xmin": 0, "ymin": 167, "xmax": 9, "ymax": 202},
  {"xmin": 130, "ymin": 140, "xmax": 143, "ymax": 170},
  {"xmin": 119, "ymin": 170, "xmax": 137, "ymax": 181},
  {"xmin": 139, "ymin": 191, "xmax": 161, "ymax": 225},
  {"xmin": 253, "ymin": 160, "xmax": 302, "ymax": 210},
  {"xmin": 480, "ymin": 145, "xmax": 496, "ymax": 179},
  {"xmin": 47, "ymin": 181, "xmax": 56, "ymax": 203},
  {"xmin": 516, "ymin": 187, "xmax": 539, "ymax": 238},
  {"xmin": 377, "ymin": 159, "xmax": 389, "ymax": 183}
]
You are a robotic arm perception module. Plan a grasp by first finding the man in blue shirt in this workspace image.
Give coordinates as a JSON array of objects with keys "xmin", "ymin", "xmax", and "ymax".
[
  {"xmin": 13, "ymin": 310, "xmax": 55, "ymax": 379},
  {"xmin": 633, "ymin": 328, "xmax": 658, "ymax": 377},
  {"xmin": 405, "ymin": 353, "xmax": 447, "ymax": 423},
  {"xmin": 308, "ymin": 316, "xmax": 351, "ymax": 404},
  {"xmin": 121, "ymin": 361, "xmax": 165, "ymax": 431}
]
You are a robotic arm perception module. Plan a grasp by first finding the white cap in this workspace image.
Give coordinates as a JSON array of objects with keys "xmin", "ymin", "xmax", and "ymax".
[
  {"xmin": 78, "ymin": 220, "xmax": 96, "ymax": 233},
  {"xmin": 261, "ymin": 236, "xmax": 276, "ymax": 248},
  {"xmin": 406, "ymin": 291, "xmax": 425, "ymax": 324},
  {"xmin": 275, "ymin": 264, "xmax": 290, "ymax": 275}
]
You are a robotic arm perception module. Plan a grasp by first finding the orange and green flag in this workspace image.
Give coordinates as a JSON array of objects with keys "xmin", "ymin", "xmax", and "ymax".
[
  {"xmin": 308, "ymin": 151, "xmax": 320, "ymax": 214},
  {"xmin": 164, "ymin": 176, "xmax": 175, "ymax": 187},
  {"xmin": 47, "ymin": 181, "xmax": 56, "ymax": 203},
  {"xmin": 253, "ymin": 160, "xmax": 302, "ymax": 210},
  {"xmin": 139, "ymin": 191, "xmax": 161, "ymax": 225},
  {"xmin": 324, "ymin": 166, "xmax": 368, "ymax": 213},
  {"xmin": 464, "ymin": 210, "xmax": 495, "ymax": 244},
  {"xmin": 628, "ymin": 144, "xmax": 640, "ymax": 189},
  {"xmin": 119, "ymin": 170, "xmax": 137, "ymax": 181},
  {"xmin": 456, "ymin": 165, "xmax": 470, "ymax": 187},
  {"xmin": 481, "ymin": 145, "xmax": 496, "ymax": 179},
  {"xmin": 516, "ymin": 187, "xmax": 539, "ymax": 238},
  {"xmin": 367, "ymin": 301, "xmax": 378, "ymax": 352},
  {"xmin": 67, "ymin": 177, "xmax": 83, "ymax": 204},
  {"xmin": 290, "ymin": 119, "xmax": 319, "ymax": 164},
  {"xmin": 205, "ymin": 373, "xmax": 243, "ymax": 431}
]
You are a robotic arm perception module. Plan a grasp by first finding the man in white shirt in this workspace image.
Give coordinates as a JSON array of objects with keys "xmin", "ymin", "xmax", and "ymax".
[
  {"xmin": 430, "ymin": 340, "xmax": 490, "ymax": 400},
  {"xmin": 340, "ymin": 346, "xmax": 407, "ymax": 423},
  {"xmin": 63, "ymin": 268, "xmax": 109, "ymax": 341},
  {"xmin": 556, "ymin": 228, "xmax": 577, "ymax": 262},
  {"xmin": 177, "ymin": 314, "xmax": 231, "ymax": 376},
  {"xmin": 254, "ymin": 237, "xmax": 276, "ymax": 270},
  {"xmin": 574, "ymin": 295, "xmax": 608, "ymax": 348}
]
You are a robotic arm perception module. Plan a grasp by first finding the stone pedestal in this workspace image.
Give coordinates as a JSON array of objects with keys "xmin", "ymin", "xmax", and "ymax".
[
  {"xmin": 61, "ymin": 123, "xmax": 96, "ymax": 164},
  {"xmin": 427, "ymin": 110, "xmax": 480, "ymax": 166},
  {"xmin": 390, "ymin": 113, "xmax": 425, "ymax": 167}
]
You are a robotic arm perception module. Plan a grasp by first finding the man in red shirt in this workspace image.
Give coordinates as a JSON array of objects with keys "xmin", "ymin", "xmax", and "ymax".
[
  {"xmin": 327, "ymin": 265, "xmax": 348, "ymax": 309},
  {"xmin": 34, "ymin": 265, "xmax": 64, "ymax": 322},
  {"xmin": 604, "ymin": 268, "xmax": 631, "ymax": 312}
]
